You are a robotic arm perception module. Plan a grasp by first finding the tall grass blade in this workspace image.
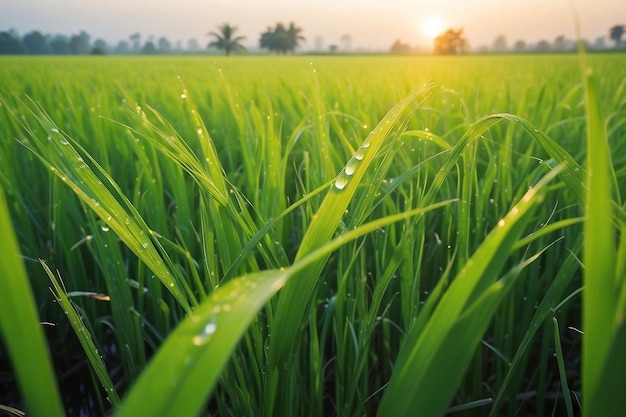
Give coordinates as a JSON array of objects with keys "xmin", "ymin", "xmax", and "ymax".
[
  {"xmin": 489, "ymin": 236, "xmax": 583, "ymax": 417},
  {"xmin": 377, "ymin": 168, "xmax": 560, "ymax": 417},
  {"xmin": 113, "ymin": 200, "xmax": 453, "ymax": 417},
  {"xmin": 581, "ymin": 65, "xmax": 624, "ymax": 417},
  {"xmin": 41, "ymin": 261, "xmax": 122, "ymax": 407},
  {"xmin": 552, "ymin": 317, "xmax": 575, "ymax": 417},
  {"xmin": 14, "ymin": 100, "xmax": 192, "ymax": 312},
  {"xmin": 0, "ymin": 186, "xmax": 66, "ymax": 417},
  {"xmin": 269, "ymin": 89, "xmax": 423, "ymax": 362}
]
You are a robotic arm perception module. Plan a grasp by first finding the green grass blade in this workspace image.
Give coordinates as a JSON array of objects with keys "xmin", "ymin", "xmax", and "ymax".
[
  {"xmin": 269, "ymin": 89, "xmax": 425, "ymax": 368},
  {"xmin": 15, "ymin": 100, "xmax": 192, "ymax": 312},
  {"xmin": 113, "ymin": 269, "xmax": 289, "ymax": 417},
  {"xmin": 581, "ymin": 65, "xmax": 624, "ymax": 417},
  {"xmin": 0, "ymin": 186, "xmax": 66, "ymax": 417},
  {"xmin": 113, "ymin": 198, "xmax": 454, "ymax": 417},
  {"xmin": 425, "ymin": 113, "xmax": 586, "ymax": 205},
  {"xmin": 41, "ymin": 260, "xmax": 122, "ymax": 407},
  {"xmin": 377, "ymin": 167, "xmax": 559, "ymax": 417},
  {"xmin": 489, "ymin": 235, "xmax": 583, "ymax": 417},
  {"xmin": 552, "ymin": 317, "xmax": 575, "ymax": 417}
]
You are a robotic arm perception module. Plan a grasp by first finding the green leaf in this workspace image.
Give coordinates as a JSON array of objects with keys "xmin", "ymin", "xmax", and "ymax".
[
  {"xmin": 0, "ymin": 186, "xmax": 66, "ymax": 417},
  {"xmin": 42, "ymin": 261, "xmax": 121, "ymax": 407},
  {"xmin": 113, "ymin": 200, "xmax": 454, "ymax": 417},
  {"xmin": 581, "ymin": 64, "xmax": 624, "ymax": 417},
  {"xmin": 377, "ymin": 168, "xmax": 559, "ymax": 417}
]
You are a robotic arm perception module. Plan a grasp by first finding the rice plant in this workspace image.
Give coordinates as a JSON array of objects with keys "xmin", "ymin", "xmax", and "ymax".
[{"xmin": 0, "ymin": 54, "xmax": 624, "ymax": 416}]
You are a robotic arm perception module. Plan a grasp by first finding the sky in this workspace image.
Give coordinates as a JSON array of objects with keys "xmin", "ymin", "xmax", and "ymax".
[{"xmin": 0, "ymin": 0, "xmax": 623, "ymax": 51}]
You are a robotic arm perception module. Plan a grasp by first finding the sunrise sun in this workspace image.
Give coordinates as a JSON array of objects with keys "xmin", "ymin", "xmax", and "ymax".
[{"xmin": 421, "ymin": 16, "xmax": 445, "ymax": 39}]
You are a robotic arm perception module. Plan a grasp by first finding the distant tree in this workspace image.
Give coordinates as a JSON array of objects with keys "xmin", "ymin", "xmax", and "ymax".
[
  {"xmin": 92, "ymin": 38, "xmax": 107, "ymax": 54},
  {"xmin": 49, "ymin": 35, "xmax": 70, "ymax": 54},
  {"xmin": 260, "ymin": 24, "xmax": 289, "ymax": 54},
  {"xmin": 513, "ymin": 40, "xmax": 526, "ymax": 52},
  {"xmin": 22, "ymin": 31, "xmax": 49, "ymax": 54},
  {"xmin": 0, "ymin": 31, "xmax": 26, "ymax": 54},
  {"xmin": 158, "ymin": 36, "xmax": 171, "ymax": 53},
  {"xmin": 69, "ymin": 34, "xmax": 82, "ymax": 54},
  {"xmin": 287, "ymin": 22, "xmax": 305, "ymax": 51},
  {"xmin": 609, "ymin": 25, "xmax": 625, "ymax": 48},
  {"xmin": 340, "ymin": 34, "xmax": 352, "ymax": 51},
  {"xmin": 67, "ymin": 31, "xmax": 90, "ymax": 54},
  {"xmin": 492, "ymin": 34, "xmax": 507, "ymax": 52},
  {"xmin": 535, "ymin": 40, "xmax": 551, "ymax": 52},
  {"xmin": 553, "ymin": 35, "xmax": 567, "ymax": 51},
  {"xmin": 207, "ymin": 23, "xmax": 246, "ymax": 55},
  {"xmin": 329, "ymin": 44, "xmax": 338, "ymax": 54},
  {"xmin": 389, "ymin": 39, "xmax": 411, "ymax": 54},
  {"xmin": 115, "ymin": 40, "xmax": 130, "ymax": 54},
  {"xmin": 129, "ymin": 32, "xmax": 141, "ymax": 52},
  {"xmin": 260, "ymin": 22, "xmax": 304, "ymax": 54},
  {"xmin": 142, "ymin": 41, "xmax": 157, "ymax": 54},
  {"xmin": 434, "ymin": 29, "xmax": 468, "ymax": 54}
]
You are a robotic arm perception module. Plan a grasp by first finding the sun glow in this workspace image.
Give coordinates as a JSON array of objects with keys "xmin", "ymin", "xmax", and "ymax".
[{"xmin": 421, "ymin": 16, "xmax": 445, "ymax": 39}]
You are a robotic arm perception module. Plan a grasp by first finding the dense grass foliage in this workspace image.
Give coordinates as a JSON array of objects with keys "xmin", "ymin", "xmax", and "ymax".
[{"xmin": 1, "ymin": 54, "xmax": 625, "ymax": 417}]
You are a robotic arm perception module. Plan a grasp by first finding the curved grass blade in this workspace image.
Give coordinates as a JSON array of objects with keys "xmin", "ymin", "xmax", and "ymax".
[
  {"xmin": 0, "ymin": 186, "xmax": 66, "ymax": 417},
  {"xmin": 41, "ymin": 261, "xmax": 121, "ymax": 407},
  {"xmin": 424, "ymin": 113, "xmax": 586, "ymax": 205},
  {"xmin": 377, "ymin": 167, "xmax": 560, "ymax": 417},
  {"xmin": 113, "ymin": 199, "xmax": 454, "ymax": 417},
  {"xmin": 488, "ymin": 235, "xmax": 583, "ymax": 417},
  {"xmin": 581, "ymin": 64, "xmax": 624, "ymax": 417},
  {"xmin": 269, "ymin": 88, "xmax": 427, "ymax": 368},
  {"xmin": 12, "ymin": 99, "xmax": 192, "ymax": 312},
  {"xmin": 113, "ymin": 103, "xmax": 229, "ymax": 206}
]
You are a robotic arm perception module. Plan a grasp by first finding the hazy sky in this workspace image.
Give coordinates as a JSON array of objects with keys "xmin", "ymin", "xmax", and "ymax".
[{"xmin": 0, "ymin": 0, "xmax": 623, "ymax": 51}]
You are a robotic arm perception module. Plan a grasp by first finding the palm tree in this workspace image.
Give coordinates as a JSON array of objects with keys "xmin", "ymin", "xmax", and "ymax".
[{"xmin": 207, "ymin": 23, "xmax": 246, "ymax": 56}]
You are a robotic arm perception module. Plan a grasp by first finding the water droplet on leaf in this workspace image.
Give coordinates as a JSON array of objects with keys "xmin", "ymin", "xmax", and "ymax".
[{"xmin": 334, "ymin": 173, "xmax": 349, "ymax": 190}]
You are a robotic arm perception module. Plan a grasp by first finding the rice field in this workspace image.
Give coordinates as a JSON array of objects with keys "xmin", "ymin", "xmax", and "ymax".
[{"xmin": 0, "ymin": 54, "xmax": 625, "ymax": 417}]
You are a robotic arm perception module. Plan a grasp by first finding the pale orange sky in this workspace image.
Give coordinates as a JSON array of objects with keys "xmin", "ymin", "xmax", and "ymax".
[{"xmin": 0, "ymin": 0, "xmax": 623, "ymax": 51}]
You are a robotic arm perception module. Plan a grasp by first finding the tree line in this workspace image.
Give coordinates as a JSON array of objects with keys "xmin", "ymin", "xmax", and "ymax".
[
  {"xmin": 2, "ymin": 22, "xmax": 624, "ymax": 56},
  {"xmin": 0, "ymin": 22, "xmax": 306, "ymax": 56},
  {"xmin": 390, "ymin": 24, "xmax": 626, "ymax": 55}
]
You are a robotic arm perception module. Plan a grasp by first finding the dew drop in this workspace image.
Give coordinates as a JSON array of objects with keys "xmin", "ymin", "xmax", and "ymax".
[
  {"xmin": 353, "ymin": 148, "xmax": 366, "ymax": 160},
  {"xmin": 101, "ymin": 225, "xmax": 110, "ymax": 232},
  {"xmin": 498, "ymin": 219, "xmax": 505, "ymax": 227},
  {"xmin": 51, "ymin": 127, "xmax": 59, "ymax": 133},
  {"xmin": 180, "ymin": 93, "xmax": 187, "ymax": 99},
  {"xmin": 60, "ymin": 139, "xmax": 69, "ymax": 145},
  {"xmin": 196, "ymin": 128, "xmax": 203, "ymax": 135},
  {"xmin": 334, "ymin": 173, "xmax": 349, "ymax": 190},
  {"xmin": 141, "ymin": 242, "xmax": 148, "ymax": 249},
  {"xmin": 193, "ymin": 317, "xmax": 217, "ymax": 345},
  {"xmin": 361, "ymin": 140, "xmax": 371, "ymax": 148},
  {"xmin": 345, "ymin": 160, "xmax": 357, "ymax": 176}
]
